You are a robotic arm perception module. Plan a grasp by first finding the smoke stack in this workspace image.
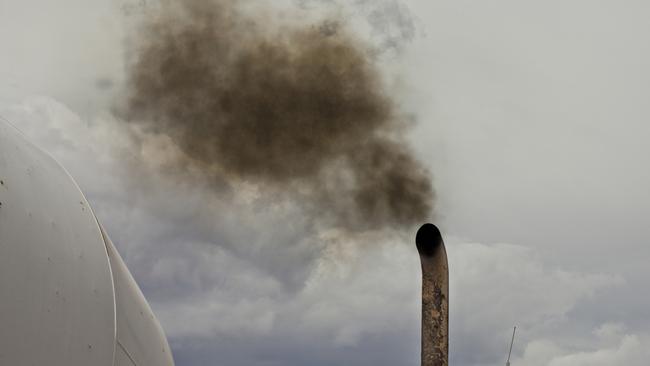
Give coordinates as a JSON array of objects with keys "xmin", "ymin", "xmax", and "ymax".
[{"xmin": 416, "ymin": 223, "xmax": 449, "ymax": 366}]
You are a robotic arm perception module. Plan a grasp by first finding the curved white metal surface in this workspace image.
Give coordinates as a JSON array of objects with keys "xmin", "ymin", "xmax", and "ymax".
[
  {"xmin": 0, "ymin": 117, "xmax": 175, "ymax": 366},
  {"xmin": 101, "ymin": 227, "xmax": 175, "ymax": 366},
  {"xmin": 0, "ymin": 118, "xmax": 116, "ymax": 365}
]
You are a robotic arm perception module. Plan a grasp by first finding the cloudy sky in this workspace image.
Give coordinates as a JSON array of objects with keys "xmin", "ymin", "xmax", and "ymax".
[{"xmin": 2, "ymin": 0, "xmax": 650, "ymax": 365}]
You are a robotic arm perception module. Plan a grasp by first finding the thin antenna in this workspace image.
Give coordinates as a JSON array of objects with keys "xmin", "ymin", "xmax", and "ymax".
[{"xmin": 506, "ymin": 326, "xmax": 517, "ymax": 366}]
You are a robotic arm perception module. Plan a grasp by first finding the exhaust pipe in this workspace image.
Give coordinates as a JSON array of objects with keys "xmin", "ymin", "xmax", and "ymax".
[{"xmin": 416, "ymin": 223, "xmax": 449, "ymax": 366}]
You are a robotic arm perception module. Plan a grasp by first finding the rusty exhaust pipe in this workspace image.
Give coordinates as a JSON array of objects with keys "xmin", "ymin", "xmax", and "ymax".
[{"xmin": 416, "ymin": 223, "xmax": 449, "ymax": 366}]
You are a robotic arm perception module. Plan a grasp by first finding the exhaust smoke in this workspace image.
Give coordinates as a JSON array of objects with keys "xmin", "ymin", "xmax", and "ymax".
[{"xmin": 121, "ymin": 0, "xmax": 433, "ymax": 230}]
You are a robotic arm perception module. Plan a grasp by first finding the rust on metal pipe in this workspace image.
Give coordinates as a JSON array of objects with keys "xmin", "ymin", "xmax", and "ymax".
[{"xmin": 416, "ymin": 223, "xmax": 449, "ymax": 366}]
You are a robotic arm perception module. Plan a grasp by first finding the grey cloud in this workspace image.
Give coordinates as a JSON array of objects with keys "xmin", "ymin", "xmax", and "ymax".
[
  {"xmin": 518, "ymin": 327, "xmax": 650, "ymax": 366},
  {"xmin": 445, "ymin": 238, "xmax": 622, "ymax": 366},
  {"xmin": 0, "ymin": 0, "xmax": 124, "ymax": 116},
  {"xmin": 0, "ymin": 97, "xmax": 631, "ymax": 365}
]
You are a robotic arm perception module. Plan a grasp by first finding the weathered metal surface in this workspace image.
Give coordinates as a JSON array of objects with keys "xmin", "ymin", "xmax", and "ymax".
[{"xmin": 416, "ymin": 223, "xmax": 449, "ymax": 366}]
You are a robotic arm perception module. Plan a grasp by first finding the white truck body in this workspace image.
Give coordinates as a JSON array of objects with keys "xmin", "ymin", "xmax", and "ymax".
[{"xmin": 0, "ymin": 118, "xmax": 174, "ymax": 366}]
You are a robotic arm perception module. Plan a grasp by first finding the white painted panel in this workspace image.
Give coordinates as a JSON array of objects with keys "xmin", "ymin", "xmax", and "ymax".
[
  {"xmin": 102, "ymin": 228, "xmax": 175, "ymax": 366},
  {"xmin": 114, "ymin": 342, "xmax": 137, "ymax": 366},
  {"xmin": 0, "ymin": 118, "xmax": 116, "ymax": 366}
]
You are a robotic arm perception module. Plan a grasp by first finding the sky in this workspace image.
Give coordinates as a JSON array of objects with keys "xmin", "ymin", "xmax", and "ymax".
[{"xmin": 2, "ymin": 0, "xmax": 650, "ymax": 365}]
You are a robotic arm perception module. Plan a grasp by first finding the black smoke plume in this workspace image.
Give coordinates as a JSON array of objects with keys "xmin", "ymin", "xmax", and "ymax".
[{"xmin": 122, "ymin": 0, "xmax": 433, "ymax": 230}]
